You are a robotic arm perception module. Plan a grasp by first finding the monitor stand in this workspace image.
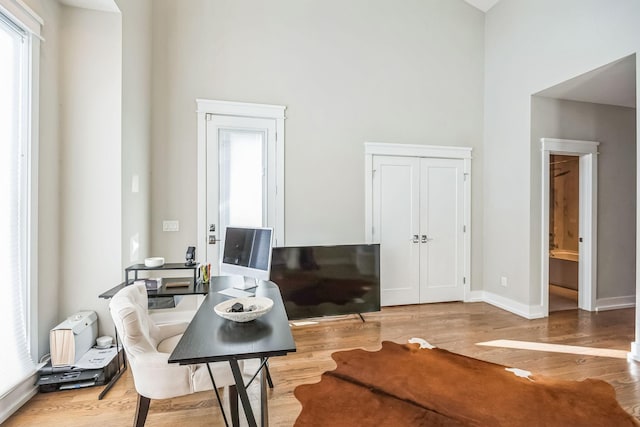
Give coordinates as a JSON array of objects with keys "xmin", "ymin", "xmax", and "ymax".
[{"xmin": 233, "ymin": 276, "xmax": 258, "ymax": 290}]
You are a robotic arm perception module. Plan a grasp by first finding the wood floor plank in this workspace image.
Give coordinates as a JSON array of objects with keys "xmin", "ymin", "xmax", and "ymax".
[{"xmin": 5, "ymin": 302, "xmax": 639, "ymax": 426}]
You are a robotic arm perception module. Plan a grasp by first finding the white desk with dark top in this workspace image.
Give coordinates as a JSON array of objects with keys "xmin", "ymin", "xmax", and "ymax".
[{"xmin": 168, "ymin": 277, "xmax": 296, "ymax": 427}]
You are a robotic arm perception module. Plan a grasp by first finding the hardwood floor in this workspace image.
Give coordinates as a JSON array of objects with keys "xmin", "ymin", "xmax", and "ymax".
[
  {"xmin": 549, "ymin": 284, "xmax": 578, "ymax": 312},
  {"xmin": 6, "ymin": 302, "xmax": 640, "ymax": 426}
]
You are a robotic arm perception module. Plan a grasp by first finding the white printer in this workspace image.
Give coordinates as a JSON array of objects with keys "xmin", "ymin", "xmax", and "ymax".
[{"xmin": 50, "ymin": 311, "xmax": 98, "ymax": 367}]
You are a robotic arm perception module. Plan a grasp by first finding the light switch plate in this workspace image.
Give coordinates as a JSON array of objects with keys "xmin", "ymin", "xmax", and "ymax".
[{"xmin": 163, "ymin": 220, "xmax": 179, "ymax": 232}]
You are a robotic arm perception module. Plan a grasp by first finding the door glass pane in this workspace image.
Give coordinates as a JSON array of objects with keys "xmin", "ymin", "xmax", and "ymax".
[{"xmin": 219, "ymin": 129, "xmax": 265, "ymax": 229}]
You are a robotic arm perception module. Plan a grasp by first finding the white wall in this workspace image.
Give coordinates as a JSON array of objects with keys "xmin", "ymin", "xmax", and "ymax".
[
  {"xmin": 483, "ymin": 0, "xmax": 640, "ymax": 311},
  {"xmin": 150, "ymin": 0, "xmax": 486, "ymax": 289},
  {"xmin": 58, "ymin": 6, "xmax": 122, "ymax": 337},
  {"xmin": 26, "ymin": 0, "xmax": 150, "ymax": 357},
  {"xmin": 531, "ymin": 97, "xmax": 636, "ymax": 303},
  {"xmin": 116, "ymin": 0, "xmax": 152, "ymax": 269}
]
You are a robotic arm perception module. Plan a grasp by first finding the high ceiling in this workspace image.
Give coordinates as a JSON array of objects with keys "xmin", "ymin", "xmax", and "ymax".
[
  {"xmin": 536, "ymin": 55, "xmax": 636, "ymax": 109},
  {"xmin": 464, "ymin": 0, "xmax": 501, "ymax": 12},
  {"xmin": 57, "ymin": 0, "xmax": 119, "ymax": 13},
  {"xmin": 462, "ymin": 0, "xmax": 636, "ymax": 108}
]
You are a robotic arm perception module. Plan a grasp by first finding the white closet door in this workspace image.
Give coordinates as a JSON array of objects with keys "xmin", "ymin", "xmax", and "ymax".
[
  {"xmin": 372, "ymin": 156, "xmax": 420, "ymax": 306},
  {"xmin": 419, "ymin": 158, "xmax": 465, "ymax": 303}
]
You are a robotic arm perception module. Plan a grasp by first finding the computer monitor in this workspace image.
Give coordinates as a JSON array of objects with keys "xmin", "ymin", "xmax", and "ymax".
[{"xmin": 220, "ymin": 226, "xmax": 273, "ymax": 289}]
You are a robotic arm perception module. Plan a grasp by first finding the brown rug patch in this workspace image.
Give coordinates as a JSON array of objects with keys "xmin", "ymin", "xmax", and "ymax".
[{"xmin": 294, "ymin": 341, "xmax": 639, "ymax": 426}]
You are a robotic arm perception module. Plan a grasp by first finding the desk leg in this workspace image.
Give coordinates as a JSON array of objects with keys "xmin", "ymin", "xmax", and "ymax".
[
  {"xmin": 261, "ymin": 357, "xmax": 269, "ymax": 427},
  {"xmin": 229, "ymin": 360, "xmax": 258, "ymax": 427},
  {"xmin": 230, "ymin": 385, "xmax": 239, "ymax": 427},
  {"xmin": 264, "ymin": 359, "xmax": 274, "ymax": 389},
  {"xmin": 98, "ymin": 323, "xmax": 127, "ymax": 400},
  {"xmin": 98, "ymin": 362, "xmax": 126, "ymax": 400},
  {"xmin": 206, "ymin": 364, "xmax": 229, "ymax": 427}
]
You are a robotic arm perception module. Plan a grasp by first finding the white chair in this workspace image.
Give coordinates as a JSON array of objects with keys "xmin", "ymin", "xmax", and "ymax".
[{"xmin": 109, "ymin": 283, "xmax": 240, "ymax": 426}]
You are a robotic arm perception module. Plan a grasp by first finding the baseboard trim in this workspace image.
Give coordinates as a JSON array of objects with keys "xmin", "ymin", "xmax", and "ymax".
[
  {"xmin": 0, "ymin": 373, "xmax": 38, "ymax": 424},
  {"xmin": 629, "ymin": 342, "xmax": 640, "ymax": 363},
  {"xmin": 468, "ymin": 291, "xmax": 635, "ymax": 318},
  {"xmin": 595, "ymin": 296, "xmax": 636, "ymax": 312},
  {"xmin": 468, "ymin": 291, "xmax": 544, "ymax": 319},
  {"xmin": 465, "ymin": 290, "xmax": 485, "ymax": 302}
]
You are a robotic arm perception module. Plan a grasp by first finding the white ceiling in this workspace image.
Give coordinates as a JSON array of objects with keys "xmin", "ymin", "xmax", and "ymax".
[
  {"xmin": 60, "ymin": 0, "xmax": 498, "ymax": 14},
  {"xmin": 61, "ymin": 0, "xmax": 501, "ymax": 15},
  {"xmin": 57, "ymin": 0, "xmax": 119, "ymax": 13},
  {"xmin": 464, "ymin": 0, "xmax": 501, "ymax": 13},
  {"xmin": 536, "ymin": 55, "xmax": 636, "ymax": 109}
]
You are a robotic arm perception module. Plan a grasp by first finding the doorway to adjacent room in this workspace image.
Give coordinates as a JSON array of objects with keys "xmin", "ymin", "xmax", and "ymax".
[
  {"xmin": 548, "ymin": 154, "xmax": 580, "ymax": 312},
  {"xmin": 541, "ymin": 138, "xmax": 599, "ymax": 315}
]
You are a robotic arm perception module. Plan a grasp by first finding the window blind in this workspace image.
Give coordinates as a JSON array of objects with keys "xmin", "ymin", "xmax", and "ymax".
[{"xmin": 0, "ymin": 11, "xmax": 36, "ymax": 398}]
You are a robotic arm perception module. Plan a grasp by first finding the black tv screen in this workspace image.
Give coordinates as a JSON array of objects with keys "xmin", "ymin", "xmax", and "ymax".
[{"xmin": 270, "ymin": 244, "xmax": 380, "ymax": 320}]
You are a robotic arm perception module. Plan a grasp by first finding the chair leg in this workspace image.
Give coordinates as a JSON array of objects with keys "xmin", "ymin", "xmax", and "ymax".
[{"xmin": 134, "ymin": 394, "xmax": 151, "ymax": 427}]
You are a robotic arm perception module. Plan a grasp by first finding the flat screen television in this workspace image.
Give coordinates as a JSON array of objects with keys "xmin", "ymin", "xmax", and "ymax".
[
  {"xmin": 220, "ymin": 226, "xmax": 273, "ymax": 289},
  {"xmin": 270, "ymin": 244, "xmax": 380, "ymax": 320}
]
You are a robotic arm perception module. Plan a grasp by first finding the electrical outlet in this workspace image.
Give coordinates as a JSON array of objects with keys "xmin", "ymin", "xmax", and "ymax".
[
  {"xmin": 163, "ymin": 220, "xmax": 179, "ymax": 232},
  {"xmin": 500, "ymin": 276, "xmax": 508, "ymax": 287}
]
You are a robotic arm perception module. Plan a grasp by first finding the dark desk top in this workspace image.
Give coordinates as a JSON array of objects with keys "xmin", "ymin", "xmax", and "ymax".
[{"xmin": 168, "ymin": 278, "xmax": 296, "ymax": 365}]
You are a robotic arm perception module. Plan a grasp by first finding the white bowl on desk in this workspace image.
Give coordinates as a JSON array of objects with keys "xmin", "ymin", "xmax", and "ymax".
[
  {"xmin": 144, "ymin": 257, "xmax": 165, "ymax": 267},
  {"xmin": 214, "ymin": 297, "xmax": 273, "ymax": 322}
]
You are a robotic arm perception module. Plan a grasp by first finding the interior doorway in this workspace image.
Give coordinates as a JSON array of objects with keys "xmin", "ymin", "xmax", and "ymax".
[
  {"xmin": 548, "ymin": 154, "xmax": 579, "ymax": 312},
  {"xmin": 541, "ymin": 138, "xmax": 599, "ymax": 315}
]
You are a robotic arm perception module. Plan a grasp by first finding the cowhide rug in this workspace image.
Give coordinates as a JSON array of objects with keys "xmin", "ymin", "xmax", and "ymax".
[{"xmin": 294, "ymin": 340, "xmax": 639, "ymax": 426}]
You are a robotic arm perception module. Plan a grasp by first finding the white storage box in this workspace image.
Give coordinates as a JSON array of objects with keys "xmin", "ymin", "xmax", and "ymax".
[{"xmin": 50, "ymin": 311, "xmax": 98, "ymax": 367}]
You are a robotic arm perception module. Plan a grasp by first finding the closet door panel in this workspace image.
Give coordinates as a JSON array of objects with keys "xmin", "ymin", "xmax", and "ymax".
[
  {"xmin": 373, "ymin": 156, "xmax": 420, "ymax": 306},
  {"xmin": 420, "ymin": 158, "xmax": 464, "ymax": 303}
]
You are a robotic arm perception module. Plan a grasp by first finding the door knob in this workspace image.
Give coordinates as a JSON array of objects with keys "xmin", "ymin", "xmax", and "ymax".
[
  {"xmin": 209, "ymin": 235, "xmax": 217, "ymax": 244},
  {"xmin": 411, "ymin": 235, "xmax": 419, "ymax": 243},
  {"xmin": 422, "ymin": 235, "xmax": 433, "ymax": 243}
]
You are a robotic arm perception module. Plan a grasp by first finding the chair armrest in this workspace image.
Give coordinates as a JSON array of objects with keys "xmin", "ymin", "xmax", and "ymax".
[{"xmin": 155, "ymin": 321, "xmax": 189, "ymax": 342}]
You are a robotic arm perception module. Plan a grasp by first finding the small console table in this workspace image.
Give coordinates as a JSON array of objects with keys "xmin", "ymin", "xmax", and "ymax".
[
  {"xmin": 125, "ymin": 262, "xmax": 199, "ymax": 285},
  {"xmin": 100, "ymin": 263, "xmax": 206, "ymax": 300}
]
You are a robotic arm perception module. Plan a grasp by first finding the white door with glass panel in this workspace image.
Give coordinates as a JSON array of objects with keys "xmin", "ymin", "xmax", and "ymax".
[
  {"xmin": 206, "ymin": 116, "xmax": 276, "ymax": 271},
  {"xmin": 372, "ymin": 155, "xmax": 465, "ymax": 305}
]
